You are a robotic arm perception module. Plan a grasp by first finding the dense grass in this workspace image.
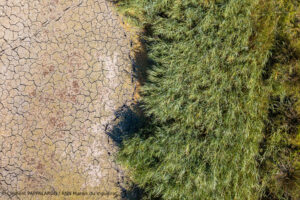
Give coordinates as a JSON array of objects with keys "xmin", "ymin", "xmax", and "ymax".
[{"xmin": 116, "ymin": 0, "xmax": 300, "ymax": 199}]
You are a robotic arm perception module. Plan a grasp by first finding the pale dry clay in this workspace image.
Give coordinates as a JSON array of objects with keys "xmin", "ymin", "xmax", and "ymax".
[{"xmin": 0, "ymin": 0, "xmax": 136, "ymax": 199}]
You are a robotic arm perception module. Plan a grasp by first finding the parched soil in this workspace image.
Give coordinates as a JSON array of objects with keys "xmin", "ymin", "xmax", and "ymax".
[{"xmin": 0, "ymin": 0, "xmax": 136, "ymax": 199}]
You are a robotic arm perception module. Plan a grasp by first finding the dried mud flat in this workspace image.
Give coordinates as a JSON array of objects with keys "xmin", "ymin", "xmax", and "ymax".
[{"xmin": 0, "ymin": 0, "xmax": 136, "ymax": 199}]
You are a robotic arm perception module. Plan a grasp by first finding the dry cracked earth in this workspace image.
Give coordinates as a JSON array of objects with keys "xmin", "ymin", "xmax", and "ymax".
[{"xmin": 0, "ymin": 0, "xmax": 138, "ymax": 199}]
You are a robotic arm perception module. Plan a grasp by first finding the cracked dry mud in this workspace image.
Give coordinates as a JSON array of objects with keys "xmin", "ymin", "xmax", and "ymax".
[{"xmin": 0, "ymin": 0, "xmax": 136, "ymax": 199}]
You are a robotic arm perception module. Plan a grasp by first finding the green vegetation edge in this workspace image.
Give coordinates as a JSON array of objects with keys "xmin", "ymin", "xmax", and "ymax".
[{"xmin": 115, "ymin": 0, "xmax": 300, "ymax": 199}]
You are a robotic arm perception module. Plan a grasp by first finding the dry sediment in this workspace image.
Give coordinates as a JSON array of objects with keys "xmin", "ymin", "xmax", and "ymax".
[{"xmin": 0, "ymin": 0, "xmax": 136, "ymax": 199}]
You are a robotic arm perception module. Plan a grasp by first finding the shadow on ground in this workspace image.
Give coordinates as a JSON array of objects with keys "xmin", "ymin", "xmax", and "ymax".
[
  {"xmin": 103, "ymin": 9, "xmax": 158, "ymax": 197},
  {"xmin": 105, "ymin": 104, "xmax": 145, "ymax": 200},
  {"xmin": 107, "ymin": 104, "xmax": 143, "ymax": 146},
  {"xmin": 105, "ymin": 43, "xmax": 153, "ymax": 199}
]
